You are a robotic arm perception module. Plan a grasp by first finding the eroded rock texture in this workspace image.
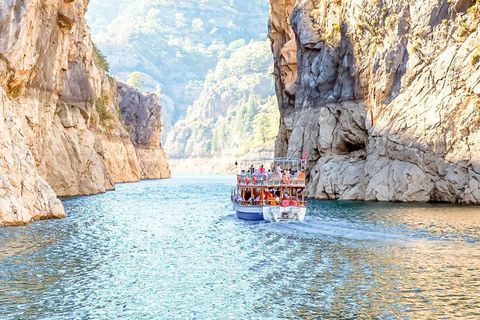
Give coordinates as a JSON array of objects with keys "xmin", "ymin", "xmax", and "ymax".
[
  {"xmin": 269, "ymin": 0, "xmax": 480, "ymax": 203},
  {"xmin": 0, "ymin": 0, "xmax": 169, "ymax": 226},
  {"xmin": 0, "ymin": 88, "xmax": 64, "ymax": 226},
  {"xmin": 117, "ymin": 82, "xmax": 171, "ymax": 180}
]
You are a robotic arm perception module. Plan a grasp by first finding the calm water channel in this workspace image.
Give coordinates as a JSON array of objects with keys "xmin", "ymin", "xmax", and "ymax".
[{"xmin": 1, "ymin": 175, "xmax": 480, "ymax": 319}]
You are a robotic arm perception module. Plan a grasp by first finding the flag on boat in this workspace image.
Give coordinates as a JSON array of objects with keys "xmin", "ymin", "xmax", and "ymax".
[{"xmin": 300, "ymin": 150, "xmax": 308, "ymax": 161}]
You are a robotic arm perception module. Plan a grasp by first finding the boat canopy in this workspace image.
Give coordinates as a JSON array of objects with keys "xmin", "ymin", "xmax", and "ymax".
[{"xmin": 235, "ymin": 155, "xmax": 308, "ymax": 172}]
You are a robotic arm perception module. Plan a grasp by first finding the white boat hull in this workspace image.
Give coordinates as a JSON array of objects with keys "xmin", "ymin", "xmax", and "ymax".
[
  {"xmin": 263, "ymin": 206, "xmax": 306, "ymax": 222},
  {"xmin": 233, "ymin": 203, "xmax": 306, "ymax": 222}
]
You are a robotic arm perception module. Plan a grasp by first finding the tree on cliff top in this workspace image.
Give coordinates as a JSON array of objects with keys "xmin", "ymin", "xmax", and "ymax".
[{"xmin": 127, "ymin": 72, "xmax": 145, "ymax": 90}]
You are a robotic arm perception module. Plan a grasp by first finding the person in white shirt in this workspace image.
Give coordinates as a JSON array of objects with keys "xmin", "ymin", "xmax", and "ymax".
[{"xmin": 276, "ymin": 164, "xmax": 282, "ymax": 174}]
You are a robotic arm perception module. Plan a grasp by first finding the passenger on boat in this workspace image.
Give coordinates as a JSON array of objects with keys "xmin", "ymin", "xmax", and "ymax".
[
  {"xmin": 276, "ymin": 164, "xmax": 282, "ymax": 174},
  {"xmin": 290, "ymin": 197, "xmax": 298, "ymax": 206},
  {"xmin": 250, "ymin": 165, "xmax": 255, "ymax": 175},
  {"xmin": 259, "ymin": 164, "xmax": 265, "ymax": 174},
  {"xmin": 274, "ymin": 189, "xmax": 280, "ymax": 197}
]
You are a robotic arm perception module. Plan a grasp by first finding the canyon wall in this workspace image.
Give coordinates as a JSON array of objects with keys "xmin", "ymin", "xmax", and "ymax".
[
  {"xmin": 0, "ymin": 0, "xmax": 169, "ymax": 226},
  {"xmin": 269, "ymin": 0, "xmax": 480, "ymax": 203},
  {"xmin": 117, "ymin": 82, "xmax": 171, "ymax": 180}
]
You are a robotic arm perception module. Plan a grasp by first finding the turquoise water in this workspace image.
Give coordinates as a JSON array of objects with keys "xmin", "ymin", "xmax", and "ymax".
[{"xmin": 1, "ymin": 175, "xmax": 480, "ymax": 319}]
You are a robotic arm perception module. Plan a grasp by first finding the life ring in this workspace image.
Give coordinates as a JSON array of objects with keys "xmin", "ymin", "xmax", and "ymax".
[
  {"xmin": 282, "ymin": 176, "xmax": 291, "ymax": 185},
  {"xmin": 282, "ymin": 199, "xmax": 290, "ymax": 207},
  {"xmin": 237, "ymin": 176, "xmax": 241, "ymax": 184},
  {"xmin": 253, "ymin": 176, "xmax": 258, "ymax": 185},
  {"xmin": 245, "ymin": 177, "xmax": 250, "ymax": 185},
  {"xmin": 292, "ymin": 200, "xmax": 298, "ymax": 206}
]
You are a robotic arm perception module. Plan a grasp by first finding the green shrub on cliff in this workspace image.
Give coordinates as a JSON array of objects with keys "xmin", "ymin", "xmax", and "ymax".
[
  {"xmin": 92, "ymin": 43, "xmax": 110, "ymax": 72},
  {"xmin": 95, "ymin": 97, "xmax": 115, "ymax": 122},
  {"xmin": 471, "ymin": 50, "xmax": 480, "ymax": 65}
]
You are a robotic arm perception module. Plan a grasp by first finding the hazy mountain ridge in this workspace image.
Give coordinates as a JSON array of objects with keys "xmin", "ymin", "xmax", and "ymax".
[
  {"xmin": 165, "ymin": 40, "xmax": 280, "ymax": 169},
  {"xmin": 86, "ymin": 0, "xmax": 271, "ymax": 129}
]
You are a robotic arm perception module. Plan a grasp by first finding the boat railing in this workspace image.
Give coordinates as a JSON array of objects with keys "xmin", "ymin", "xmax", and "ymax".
[
  {"xmin": 233, "ymin": 199, "xmax": 307, "ymax": 207},
  {"xmin": 237, "ymin": 173, "xmax": 306, "ymax": 186},
  {"xmin": 264, "ymin": 200, "xmax": 307, "ymax": 207}
]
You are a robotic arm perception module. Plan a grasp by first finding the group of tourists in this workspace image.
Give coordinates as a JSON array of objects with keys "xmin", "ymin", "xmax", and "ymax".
[{"xmin": 238, "ymin": 164, "xmax": 302, "ymax": 185}]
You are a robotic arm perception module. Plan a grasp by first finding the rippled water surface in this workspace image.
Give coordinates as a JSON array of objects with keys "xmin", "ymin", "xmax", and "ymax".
[{"xmin": 1, "ymin": 175, "xmax": 480, "ymax": 319}]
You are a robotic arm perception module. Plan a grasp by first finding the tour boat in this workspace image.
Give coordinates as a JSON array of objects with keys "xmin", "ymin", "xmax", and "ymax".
[{"xmin": 231, "ymin": 157, "xmax": 307, "ymax": 222}]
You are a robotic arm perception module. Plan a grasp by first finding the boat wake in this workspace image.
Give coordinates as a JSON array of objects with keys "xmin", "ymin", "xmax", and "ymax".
[
  {"xmin": 257, "ymin": 217, "xmax": 408, "ymax": 243},
  {"xmin": 252, "ymin": 216, "xmax": 480, "ymax": 256}
]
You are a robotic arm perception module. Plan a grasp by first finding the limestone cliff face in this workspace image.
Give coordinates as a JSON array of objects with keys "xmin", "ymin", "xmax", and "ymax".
[
  {"xmin": 269, "ymin": 0, "xmax": 480, "ymax": 203},
  {"xmin": 96, "ymin": 79, "xmax": 171, "ymax": 184},
  {"xmin": 1, "ymin": 0, "xmax": 115, "ymax": 199},
  {"xmin": 0, "ymin": 88, "xmax": 64, "ymax": 226},
  {"xmin": 0, "ymin": 0, "xmax": 170, "ymax": 226},
  {"xmin": 117, "ymin": 82, "xmax": 171, "ymax": 180}
]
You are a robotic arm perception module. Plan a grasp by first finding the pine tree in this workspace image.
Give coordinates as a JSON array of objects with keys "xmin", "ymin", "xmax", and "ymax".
[{"xmin": 211, "ymin": 130, "xmax": 218, "ymax": 154}]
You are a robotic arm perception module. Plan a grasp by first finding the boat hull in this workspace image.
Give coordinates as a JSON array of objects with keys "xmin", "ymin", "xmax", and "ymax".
[
  {"xmin": 234, "ymin": 203, "xmax": 264, "ymax": 221},
  {"xmin": 263, "ymin": 206, "xmax": 307, "ymax": 222},
  {"xmin": 233, "ymin": 203, "xmax": 307, "ymax": 222}
]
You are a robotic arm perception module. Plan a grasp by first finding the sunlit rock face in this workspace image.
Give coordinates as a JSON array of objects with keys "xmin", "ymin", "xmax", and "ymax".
[
  {"xmin": 0, "ymin": 88, "xmax": 65, "ymax": 227},
  {"xmin": 269, "ymin": 0, "xmax": 480, "ymax": 203},
  {"xmin": 0, "ymin": 0, "xmax": 169, "ymax": 226}
]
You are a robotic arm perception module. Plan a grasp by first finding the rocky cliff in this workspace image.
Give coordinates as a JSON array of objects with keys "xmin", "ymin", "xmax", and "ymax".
[
  {"xmin": 0, "ymin": 0, "xmax": 169, "ymax": 226},
  {"xmin": 269, "ymin": 0, "xmax": 480, "ymax": 203},
  {"xmin": 117, "ymin": 82, "xmax": 170, "ymax": 180}
]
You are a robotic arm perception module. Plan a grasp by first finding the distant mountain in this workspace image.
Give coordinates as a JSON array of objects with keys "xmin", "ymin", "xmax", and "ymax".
[
  {"xmin": 86, "ymin": 0, "xmax": 270, "ymax": 128},
  {"xmin": 165, "ymin": 40, "xmax": 279, "ymax": 161}
]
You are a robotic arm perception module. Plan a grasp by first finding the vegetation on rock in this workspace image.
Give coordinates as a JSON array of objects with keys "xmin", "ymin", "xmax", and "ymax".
[
  {"xmin": 92, "ymin": 43, "xmax": 110, "ymax": 72},
  {"xmin": 126, "ymin": 72, "xmax": 145, "ymax": 89},
  {"xmin": 95, "ymin": 97, "xmax": 114, "ymax": 120}
]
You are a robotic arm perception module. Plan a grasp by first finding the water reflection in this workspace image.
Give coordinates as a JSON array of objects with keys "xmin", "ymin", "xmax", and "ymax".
[{"xmin": 0, "ymin": 176, "xmax": 479, "ymax": 319}]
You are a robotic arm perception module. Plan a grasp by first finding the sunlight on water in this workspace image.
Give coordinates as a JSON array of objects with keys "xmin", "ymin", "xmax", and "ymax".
[{"xmin": 1, "ymin": 175, "xmax": 479, "ymax": 319}]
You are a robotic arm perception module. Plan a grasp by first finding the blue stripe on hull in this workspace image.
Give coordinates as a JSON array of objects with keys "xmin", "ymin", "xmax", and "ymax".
[{"xmin": 236, "ymin": 211, "xmax": 264, "ymax": 221}]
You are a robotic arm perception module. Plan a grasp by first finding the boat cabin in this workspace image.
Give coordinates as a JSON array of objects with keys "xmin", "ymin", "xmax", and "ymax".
[{"xmin": 231, "ymin": 157, "xmax": 307, "ymax": 208}]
